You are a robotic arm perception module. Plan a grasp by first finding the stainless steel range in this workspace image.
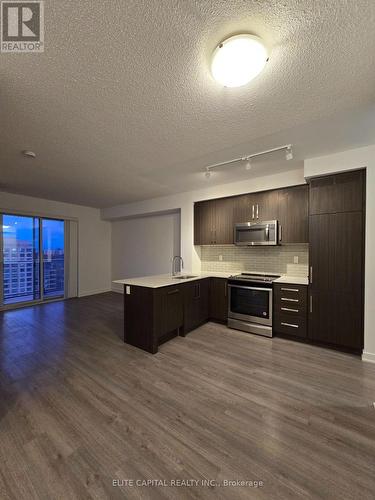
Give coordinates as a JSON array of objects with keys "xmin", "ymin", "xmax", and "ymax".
[{"xmin": 227, "ymin": 273, "xmax": 280, "ymax": 337}]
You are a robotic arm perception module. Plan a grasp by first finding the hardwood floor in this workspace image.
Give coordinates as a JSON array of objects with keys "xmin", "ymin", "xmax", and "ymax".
[{"xmin": 1, "ymin": 293, "xmax": 375, "ymax": 499}]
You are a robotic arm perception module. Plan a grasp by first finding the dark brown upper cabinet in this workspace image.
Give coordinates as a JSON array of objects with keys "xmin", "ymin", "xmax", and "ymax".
[
  {"xmin": 233, "ymin": 191, "xmax": 278, "ymax": 223},
  {"xmin": 194, "ymin": 200, "xmax": 215, "ymax": 245},
  {"xmin": 194, "ymin": 198, "xmax": 234, "ymax": 245},
  {"xmin": 195, "ymin": 184, "xmax": 309, "ymax": 245},
  {"xmin": 233, "ymin": 193, "xmax": 258, "ymax": 222},
  {"xmin": 214, "ymin": 197, "xmax": 234, "ymax": 244},
  {"xmin": 255, "ymin": 190, "xmax": 280, "ymax": 222},
  {"xmin": 309, "ymin": 170, "xmax": 365, "ymax": 215},
  {"xmin": 278, "ymin": 185, "xmax": 309, "ymax": 243}
]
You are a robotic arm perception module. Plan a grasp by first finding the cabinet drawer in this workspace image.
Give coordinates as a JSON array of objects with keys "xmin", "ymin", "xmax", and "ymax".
[
  {"xmin": 274, "ymin": 302, "xmax": 305, "ymax": 317},
  {"xmin": 274, "ymin": 314, "xmax": 307, "ymax": 338},
  {"xmin": 274, "ymin": 284, "xmax": 308, "ymax": 308}
]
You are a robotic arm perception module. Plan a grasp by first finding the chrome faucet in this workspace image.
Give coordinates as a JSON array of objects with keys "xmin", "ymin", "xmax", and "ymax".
[{"xmin": 172, "ymin": 256, "xmax": 184, "ymax": 276}]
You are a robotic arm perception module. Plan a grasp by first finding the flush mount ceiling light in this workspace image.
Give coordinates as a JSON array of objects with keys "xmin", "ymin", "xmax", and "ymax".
[{"xmin": 211, "ymin": 34, "xmax": 268, "ymax": 88}]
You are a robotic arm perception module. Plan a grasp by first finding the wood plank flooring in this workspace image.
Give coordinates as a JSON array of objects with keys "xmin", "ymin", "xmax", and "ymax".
[{"xmin": 1, "ymin": 292, "xmax": 375, "ymax": 499}]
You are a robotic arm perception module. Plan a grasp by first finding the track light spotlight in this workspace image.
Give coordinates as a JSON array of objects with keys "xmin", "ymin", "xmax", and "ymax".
[
  {"xmin": 286, "ymin": 147, "xmax": 293, "ymax": 161},
  {"xmin": 205, "ymin": 168, "xmax": 211, "ymax": 179},
  {"xmin": 245, "ymin": 158, "xmax": 252, "ymax": 170}
]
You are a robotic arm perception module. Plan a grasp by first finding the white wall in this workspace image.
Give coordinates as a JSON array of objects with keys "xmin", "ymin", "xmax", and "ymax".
[
  {"xmin": 103, "ymin": 168, "xmax": 306, "ymax": 273},
  {"xmin": 305, "ymin": 144, "xmax": 375, "ymax": 363},
  {"xmin": 111, "ymin": 211, "xmax": 180, "ymax": 292},
  {"xmin": 0, "ymin": 191, "xmax": 112, "ymax": 297}
]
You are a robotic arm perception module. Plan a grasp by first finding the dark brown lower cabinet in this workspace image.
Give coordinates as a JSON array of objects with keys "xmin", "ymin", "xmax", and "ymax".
[
  {"xmin": 124, "ymin": 278, "xmax": 218, "ymax": 353},
  {"xmin": 183, "ymin": 279, "xmax": 209, "ymax": 334},
  {"xmin": 209, "ymin": 278, "xmax": 228, "ymax": 323},
  {"xmin": 273, "ymin": 283, "xmax": 308, "ymax": 339},
  {"xmin": 124, "ymin": 284, "xmax": 184, "ymax": 354}
]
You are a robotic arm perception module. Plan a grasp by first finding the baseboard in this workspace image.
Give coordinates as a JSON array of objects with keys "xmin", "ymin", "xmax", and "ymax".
[
  {"xmin": 78, "ymin": 288, "xmax": 112, "ymax": 298},
  {"xmin": 111, "ymin": 283, "xmax": 124, "ymax": 294},
  {"xmin": 362, "ymin": 351, "xmax": 375, "ymax": 364}
]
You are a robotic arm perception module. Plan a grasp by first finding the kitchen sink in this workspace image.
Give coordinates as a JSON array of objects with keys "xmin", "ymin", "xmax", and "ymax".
[{"xmin": 172, "ymin": 275, "xmax": 198, "ymax": 280}]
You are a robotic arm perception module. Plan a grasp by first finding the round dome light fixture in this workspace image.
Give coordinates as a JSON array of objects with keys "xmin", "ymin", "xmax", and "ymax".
[{"xmin": 211, "ymin": 34, "xmax": 268, "ymax": 88}]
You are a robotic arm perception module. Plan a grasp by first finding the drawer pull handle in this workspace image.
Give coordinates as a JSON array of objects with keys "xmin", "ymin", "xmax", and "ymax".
[
  {"xmin": 281, "ymin": 322, "xmax": 299, "ymax": 328},
  {"xmin": 281, "ymin": 298, "xmax": 299, "ymax": 302},
  {"xmin": 281, "ymin": 307, "xmax": 299, "ymax": 313},
  {"xmin": 281, "ymin": 287, "xmax": 299, "ymax": 292},
  {"xmin": 167, "ymin": 289, "xmax": 179, "ymax": 295}
]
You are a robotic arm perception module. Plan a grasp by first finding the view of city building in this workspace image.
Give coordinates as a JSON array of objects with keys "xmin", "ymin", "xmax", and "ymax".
[{"xmin": 2, "ymin": 215, "xmax": 64, "ymax": 305}]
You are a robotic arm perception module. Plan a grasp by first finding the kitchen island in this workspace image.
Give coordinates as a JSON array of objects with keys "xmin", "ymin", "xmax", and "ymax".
[{"xmin": 114, "ymin": 272, "xmax": 308, "ymax": 353}]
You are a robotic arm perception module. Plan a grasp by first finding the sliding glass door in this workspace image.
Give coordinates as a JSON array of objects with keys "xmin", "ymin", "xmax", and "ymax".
[
  {"xmin": 2, "ymin": 214, "xmax": 40, "ymax": 305},
  {"xmin": 42, "ymin": 219, "xmax": 65, "ymax": 299},
  {"xmin": 1, "ymin": 214, "xmax": 65, "ymax": 308}
]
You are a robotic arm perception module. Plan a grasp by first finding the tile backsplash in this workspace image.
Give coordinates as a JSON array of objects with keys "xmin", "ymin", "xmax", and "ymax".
[{"xmin": 200, "ymin": 244, "xmax": 309, "ymax": 276}]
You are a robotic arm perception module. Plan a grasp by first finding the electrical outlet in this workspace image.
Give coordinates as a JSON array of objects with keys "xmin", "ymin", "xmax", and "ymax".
[
  {"xmin": 219, "ymin": 255, "xmax": 223, "ymax": 261},
  {"xmin": 293, "ymin": 256, "xmax": 299, "ymax": 264},
  {"xmin": 126, "ymin": 286, "xmax": 131, "ymax": 295}
]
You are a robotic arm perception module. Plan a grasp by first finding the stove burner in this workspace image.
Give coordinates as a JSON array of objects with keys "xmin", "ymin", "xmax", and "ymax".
[{"xmin": 229, "ymin": 272, "xmax": 280, "ymax": 283}]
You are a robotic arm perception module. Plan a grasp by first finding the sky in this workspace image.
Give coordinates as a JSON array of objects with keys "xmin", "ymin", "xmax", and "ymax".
[{"xmin": 2, "ymin": 215, "xmax": 64, "ymax": 250}]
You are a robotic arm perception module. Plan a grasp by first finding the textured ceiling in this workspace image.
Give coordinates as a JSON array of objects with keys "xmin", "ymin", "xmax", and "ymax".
[{"xmin": 1, "ymin": 0, "xmax": 375, "ymax": 207}]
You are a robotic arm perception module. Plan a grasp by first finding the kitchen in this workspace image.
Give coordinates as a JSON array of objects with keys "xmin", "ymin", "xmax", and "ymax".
[{"xmin": 114, "ymin": 169, "xmax": 364, "ymax": 356}]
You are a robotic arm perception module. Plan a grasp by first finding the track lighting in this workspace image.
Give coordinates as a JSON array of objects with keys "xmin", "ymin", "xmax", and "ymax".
[{"xmin": 203, "ymin": 144, "xmax": 292, "ymax": 178}]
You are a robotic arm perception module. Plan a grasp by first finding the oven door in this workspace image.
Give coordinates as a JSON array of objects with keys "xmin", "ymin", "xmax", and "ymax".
[
  {"xmin": 228, "ymin": 284, "xmax": 272, "ymax": 326},
  {"xmin": 234, "ymin": 221, "xmax": 278, "ymax": 246}
]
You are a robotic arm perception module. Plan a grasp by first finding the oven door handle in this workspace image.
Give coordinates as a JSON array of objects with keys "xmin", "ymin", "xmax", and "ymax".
[{"xmin": 228, "ymin": 284, "xmax": 272, "ymax": 292}]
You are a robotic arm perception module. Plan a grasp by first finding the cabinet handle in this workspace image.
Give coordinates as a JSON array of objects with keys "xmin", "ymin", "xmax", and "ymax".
[
  {"xmin": 310, "ymin": 295, "xmax": 313, "ymax": 313},
  {"xmin": 196, "ymin": 283, "xmax": 201, "ymax": 299},
  {"xmin": 256, "ymin": 204, "xmax": 259, "ymax": 219},
  {"xmin": 281, "ymin": 298, "xmax": 299, "ymax": 302},
  {"xmin": 281, "ymin": 322, "xmax": 299, "ymax": 328},
  {"xmin": 279, "ymin": 224, "xmax": 282, "ymax": 242},
  {"xmin": 252, "ymin": 205, "xmax": 255, "ymax": 219},
  {"xmin": 167, "ymin": 289, "xmax": 179, "ymax": 295},
  {"xmin": 310, "ymin": 266, "xmax": 313, "ymax": 284},
  {"xmin": 280, "ymin": 287, "xmax": 299, "ymax": 292},
  {"xmin": 281, "ymin": 307, "xmax": 299, "ymax": 313},
  {"xmin": 224, "ymin": 282, "xmax": 227, "ymax": 297}
]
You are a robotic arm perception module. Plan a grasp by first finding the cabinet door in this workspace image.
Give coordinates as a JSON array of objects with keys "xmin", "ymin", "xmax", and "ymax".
[
  {"xmin": 255, "ymin": 190, "xmax": 279, "ymax": 222},
  {"xmin": 308, "ymin": 211, "xmax": 364, "ymax": 350},
  {"xmin": 184, "ymin": 280, "xmax": 209, "ymax": 333},
  {"xmin": 194, "ymin": 200, "xmax": 215, "ymax": 245},
  {"xmin": 233, "ymin": 194, "xmax": 258, "ymax": 223},
  {"xmin": 209, "ymin": 278, "xmax": 228, "ymax": 323},
  {"xmin": 278, "ymin": 185, "xmax": 308, "ymax": 243},
  {"xmin": 159, "ymin": 287, "xmax": 184, "ymax": 337},
  {"xmin": 214, "ymin": 198, "xmax": 234, "ymax": 244},
  {"xmin": 309, "ymin": 214, "xmax": 332, "ymax": 291},
  {"xmin": 194, "ymin": 202, "xmax": 202, "ymax": 245},
  {"xmin": 309, "ymin": 170, "xmax": 364, "ymax": 215}
]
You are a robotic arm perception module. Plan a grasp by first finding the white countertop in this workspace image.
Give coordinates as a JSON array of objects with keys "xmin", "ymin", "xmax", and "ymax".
[
  {"xmin": 113, "ymin": 271, "xmax": 308, "ymax": 288},
  {"xmin": 274, "ymin": 275, "xmax": 309, "ymax": 285}
]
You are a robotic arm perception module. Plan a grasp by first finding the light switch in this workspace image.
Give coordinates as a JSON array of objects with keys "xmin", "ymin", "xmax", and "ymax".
[
  {"xmin": 219, "ymin": 254, "xmax": 223, "ymax": 261},
  {"xmin": 126, "ymin": 286, "xmax": 131, "ymax": 295},
  {"xmin": 293, "ymin": 256, "xmax": 299, "ymax": 264}
]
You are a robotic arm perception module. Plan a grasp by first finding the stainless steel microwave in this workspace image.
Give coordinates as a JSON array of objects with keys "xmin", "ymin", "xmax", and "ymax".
[{"xmin": 234, "ymin": 220, "xmax": 279, "ymax": 246}]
